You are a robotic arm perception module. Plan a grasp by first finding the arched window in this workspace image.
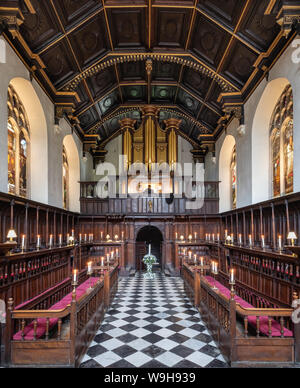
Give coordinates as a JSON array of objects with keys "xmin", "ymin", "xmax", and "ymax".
[
  {"xmin": 270, "ymin": 85, "xmax": 293, "ymax": 197},
  {"xmin": 62, "ymin": 146, "xmax": 69, "ymax": 210},
  {"xmin": 7, "ymin": 85, "xmax": 30, "ymax": 198},
  {"xmin": 230, "ymin": 145, "xmax": 237, "ymax": 209}
]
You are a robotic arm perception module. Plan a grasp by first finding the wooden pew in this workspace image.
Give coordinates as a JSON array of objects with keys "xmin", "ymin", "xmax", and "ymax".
[
  {"xmin": 182, "ymin": 263, "xmax": 300, "ymax": 367},
  {"xmin": 4, "ymin": 264, "xmax": 119, "ymax": 367}
]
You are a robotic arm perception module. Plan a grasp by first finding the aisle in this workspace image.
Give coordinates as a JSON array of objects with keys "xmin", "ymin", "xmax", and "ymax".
[{"xmin": 80, "ymin": 273, "xmax": 227, "ymax": 368}]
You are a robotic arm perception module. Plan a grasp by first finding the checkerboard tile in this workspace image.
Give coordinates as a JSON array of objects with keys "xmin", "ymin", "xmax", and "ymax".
[{"xmin": 80, "ymin": 273, "xmax": 228, "ymax": 368}]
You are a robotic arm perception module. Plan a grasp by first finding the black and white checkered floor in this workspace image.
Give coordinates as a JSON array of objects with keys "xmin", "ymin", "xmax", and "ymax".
[{"xmin": 80, "ymin": 273, "xmax": 228, "ymax": 368}]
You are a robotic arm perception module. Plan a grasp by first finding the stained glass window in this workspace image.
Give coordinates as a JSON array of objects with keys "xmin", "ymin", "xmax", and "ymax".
[
  {"xmin": 7, "ymin": 85, "xmax": 30, "ymax": 198},
  {"xmin": 270, "ymin": 85, "xmax": 293, "ymax": 197},
  {"xmin": 230, "ymin": 145, "xmax": 237, "ymax": 210},
  {"xmin": 63, "ymin": 147, "xmax": 69, "ymax": 210},
  {"xmin": 8, "ymin": 121, "xmax": 16, "ymax": 195}
]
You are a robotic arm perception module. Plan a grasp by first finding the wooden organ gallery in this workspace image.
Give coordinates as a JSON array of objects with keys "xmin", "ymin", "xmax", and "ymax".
[{"xmin": 0, "ymin": 0, "xmax": 300, "ymax": 370}]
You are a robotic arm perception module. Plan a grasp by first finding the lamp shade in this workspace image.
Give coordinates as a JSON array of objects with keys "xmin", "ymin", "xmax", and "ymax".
[
  {"xmin": 7, "ymin": 229, "xmax": 17, "ymax": 239},
  {"xmin": 287, "ymin": 232, "xmax": 297, "ymax": 240}
]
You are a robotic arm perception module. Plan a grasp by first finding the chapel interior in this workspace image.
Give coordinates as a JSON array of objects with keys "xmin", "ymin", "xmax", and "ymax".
[{"xmin": 0, "ymin": 0, "xmax": 300, "ymax": 369}]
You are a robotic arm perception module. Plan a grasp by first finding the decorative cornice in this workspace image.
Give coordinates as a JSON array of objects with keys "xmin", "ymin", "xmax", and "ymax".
[{"xmin": 63, "ymin": 53, "xmax": 236, "ymax": 93}]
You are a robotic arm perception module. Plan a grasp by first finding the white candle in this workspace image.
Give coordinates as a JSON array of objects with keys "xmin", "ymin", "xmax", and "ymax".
[
  {"xmin": 188, "ymin": 251, "xmax": 192, "ymax": 259},
  {"xmin": 84, "ymin": 234, "xmax": 87, "ymax": 242},
  {"xmin": 200, "ymin": 257, "xmax": 204, "ymax": 267},
  {"xmin": 249, "ymin": 234, "xmax": 252, "ymax": 247},
  {"xmin": 217, "ymin": 233, "xmax": 220, "ymax": 241},
  {"xmin": 79, "ymin": 234, "xmax": 82, "ymax": 244},
  {"xmin": 194, "ymin": 233, "xmax": 197, "ymax": 241},
  {"xmin": 101, "ymin": 257, "xmax": 104, "ymax": 267},
  {"xmin": 87, "ymin": 262, "xmax": 92, "ymax": 275},
  {"xmin": 230, "ymin": 269, "xmax": 235, "ymax": 283},
  {"xmin": 278, "ymin": 235, "xmax": 282, "ymax": 251},
  {"xmin": 239, "ymin": 234, "xmax": 242, "ymax": 245},
  {"xmin": 73, "ymin": 269, "xmax": 78, "ymax": 283},
  {"xmin": 59, "ymin": 234, "xmax": 62, "ymax": 247},
  {"xmin": 49, "ymin": 234, "xmax": 53, "ymax": 249},
  {"xmin": 37, "ymin": 235, "xmax": 40, "ymax": 249},
  {"xmin": 175, "ymin": 232, "xmax": 178, "ymax": 240},
  {"xmin": 212, "ymin": 234, "xmax": 215, "ymax": 242},
  {"xmin": 72, "ymin": 229, "xmax": 74, "ymax": 238},
  {"xmin": 101, "ymin": 231, "xmax": 103, "ymax": 240},
  {"xmin": 225, "ymin": 230, "xmax": 228, "ymax": 239},
  {"xmin": 262, "ymin": 235, "xmax": 265, "ymax": 249},
  {"xmin": 194, "ymin": 254, "xmax": 197, "ymax": 264},
  {"xmin": 21, "ymin": 235, "xmax": 25, "ymax": 250}
]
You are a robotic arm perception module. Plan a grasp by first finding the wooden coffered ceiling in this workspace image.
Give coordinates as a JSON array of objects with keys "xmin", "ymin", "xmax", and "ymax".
[{"xmin": 1, "ymin": 0, "xmax": 299, "ymax": 153}]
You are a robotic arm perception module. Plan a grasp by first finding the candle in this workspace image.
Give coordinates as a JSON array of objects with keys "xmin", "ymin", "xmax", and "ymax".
[
  {"xmin": 148, "ymin": 244, "xmax": 151, "ymax": 255},
  {"xmin": 101, "ymin": 257, "xmax": 104, "ymax": 267},
  {"xmin": 84, "ymin": 234, "xmax": 87, "ymax": 242},
  {"xmin": 101, "ymin": 231, "xmax": 103, "ymax": 240},
  {"xmin": 73, "ymin": 269, "xmax": 78, "ymax": 284},
  {"xmin": 194, "ymin": 254, "xmax": 197, "ymax": 265},
  {"xmin": 249, "ymin": 234, "xmax": 253, "ymax": 248},
  {"xmin": 278, "ymin": 235, "xmax": 282, "ymax": 251},
  {"xmin": 116, "ymin": 248, "xmax": 119, "ymax": 257},
  {"xmin": 59, "ymin": 234, "xmax": 62, "ymax": 247},
  {"xmin": 188, "ymin": 251, "xmax": 192, "ymax": 259},
  {"xmin": 239, "ymin": 234, "xmax": 242, "ymax": 245},
  {"xmin": 37, "ymin": 235, "xmax": 40, "ymax": 249},
  {"xmin": 261, "ymin": 235, "xmax": 265, "ymax": 249},
  {"xmin": 200, "ymin": 257, "xmax": 204, "ymax": 267},
  {"xmin": 175, "ymin": 232, "xmax": 178, "ymax": 240},
  {"xmin": 231, "ymin": 234, "xmax": 234, "ymax": 245},
  {"xmin": 79, "ymin": 234, "xmax": 82, "ymax": 244},
  {"xmin": 49, "ymin": 234, "xmax": 53, "ymax": 249},
  {"xmin": 217, "ymin": 233, "xmax": 220, "ymax": 241},
  {"xmin": 21, "ymin": 234, "xmax": 25, "ymax": 251},
  {"xmin": 225, "ymin": 230, "xmax": 228, "ymax": 239},
  {"xmin": 230, "ymin": 268, "xmax": 235, "ymax": 284},
  {"xmin": 194, "ymin": 232, "xmax": 197, "ymax": 241},
  {"xmin": 72, "ymin": 229, "xmax": 74, "ymax": 238},
  {"xmin": 212, "ymin": 234, "xmax": 215, "ymax": 242},
  {"xmin": 87, "ymin": 261, "xmax": 92, "ymax": 275}
]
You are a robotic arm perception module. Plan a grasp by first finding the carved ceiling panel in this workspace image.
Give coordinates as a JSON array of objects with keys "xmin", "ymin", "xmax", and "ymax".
[
  {"xmin": 118, "ymin": 61, "xmax": 147, "ymax": 82},
  {"xmin": 68, "ymin": 13, "xmax": 109, "ymax": 69},
  {"xmin": 98, "ymin": 90, "xmax": 121, "ymax": 116},
  {"xmin": 153, "ymin": 8, "xmax": 192, "ymax": 49},
  {"xmin": 122, "ymin": 85, "xmax": 147, "ymax": 103},
  {"xmin": 190, "ymin": 13, "xmax": 231, "ymax": 69},
  {"xmin": 182, "ymin": 67, "xmax": 212, "ymax": 99},
  {"xmin": 197, "ymin": 0, "xmax": 246, "ymax": 29},
  {"xmin": 238, "ymin": 0, "xmax": 280, "ymax": 51},
  {"xmin": 40, "ymin": 39, "xmax": 78, "ymax": 87},
  {"xmin": 221, "ymin": 40, "xmax": 258, "ymax": 87},
  {"xmin": 52, "ymin": 0, "xmax": 102, "ymax": 30},
  {"xmin": 86, "ymin": 68, "xmax": 118, "ymax": 100},
  {"xmin": 107, "ymin": 8, "xmax": 147, "ymax": 49},
  {"xmin": 20, "ymin": 0, "xmax": 62, "ymax": 52}
]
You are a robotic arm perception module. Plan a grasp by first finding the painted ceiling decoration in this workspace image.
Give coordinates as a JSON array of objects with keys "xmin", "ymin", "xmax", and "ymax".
[{"xmin": 0, "ymin": 0, "xmax": 299, "ymax": 158}]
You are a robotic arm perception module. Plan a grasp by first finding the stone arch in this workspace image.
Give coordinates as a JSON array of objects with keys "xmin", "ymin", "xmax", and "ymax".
[
  {"xmin": 62, "ymin": 135, "xmax": 80, "ymax": 213},
  {"xmin": 251, "ymin": 78, "xmax": 290, "ymax": 204},
  {"xmin": 9, "ymin": 77, "xmax": 48, "ymax": 203},
  {"xmin": 219, "ymin": 135, "xmax": 236, "ymax": 213}
]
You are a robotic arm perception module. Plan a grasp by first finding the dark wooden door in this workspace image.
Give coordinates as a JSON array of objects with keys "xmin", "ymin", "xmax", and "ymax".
[{"xmin": 136, "ymin": 242, "xmax": 147, "ymax": 271}]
